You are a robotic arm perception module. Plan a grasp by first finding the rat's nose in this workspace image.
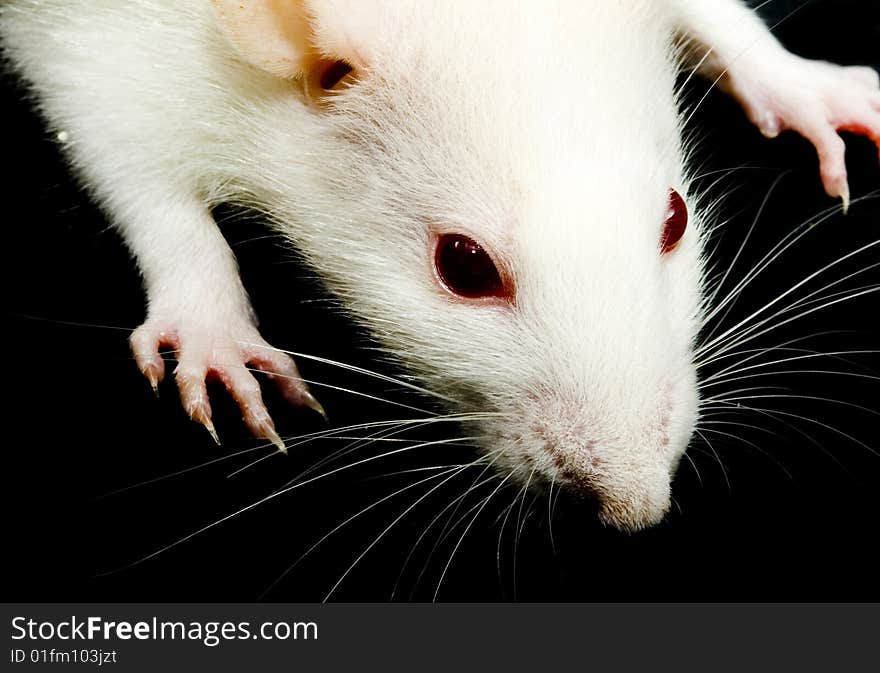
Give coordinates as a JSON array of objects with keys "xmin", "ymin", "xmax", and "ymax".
[
  {"xmin": 543, "ymin": 447, "xmax": 671, "ymax": 532},
  {"xmin": 595, "ymin": 481, "xmax": 671, "ymax": 532},
  {"xmin": 521, "ymin": 389, "xmax": 676, "ymax": 530}
]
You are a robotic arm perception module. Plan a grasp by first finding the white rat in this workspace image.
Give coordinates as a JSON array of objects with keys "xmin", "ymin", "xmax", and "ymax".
[{"xmin": 1, "ymin": 0, "xmax": 878, "ymax": 531}]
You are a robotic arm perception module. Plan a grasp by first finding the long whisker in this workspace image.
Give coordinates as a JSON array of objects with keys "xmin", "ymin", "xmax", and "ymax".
[
  {"xmin": 682, "ymin": 451, "xmax": 704, "ymax": 487},
  {"xmin": 495, "ymin": 485, "xmax": 522, "ymax": 600},
  {"xmin": 281, "ymin": 419, "xmax": 444, "ymax": 486},
  {"xmin": 699, "ymin": 267, "xmax": 880, "ymax": 364},
  {"xmin": 697, "ymin": 421, "xmax": 793, "ymax": 479},
  {"xmin": 278, "ymin": 415, "xmax": 496, "ymax": 490},
  {"xmin": 323, "ymin": 455, "xmax": 505, "ymax": 602},
  {"xmin": 702, "ymin": 170, "xmax": 790, "ymax": 332},
  {"xmin": 432, "ymin": 472, "xmax": 513, "ymax": 602},
  {"xmin": 360, "ymin": 463, "xmax": 479, "ymax": 482},
  {"xmin": 226, "ymin": 448, "xmax": 280, "ymax": 478},
  {"xmin": 512, "ymin": 467, "xmax": 537, "ymax": 601},
  {"xmin": 707, "ymin": 392, "xmax": 880, "ymax": 423},
  {"xmin": 694, "ymin": 429, "xmax": 730, "ymax": 491},
  {"xmin": 236, "ymin": 340, "xmax": 459, "ymax": 404},
  {"xmin": 92, "ymin": 444, "xmax": 272, "ymax": 500},
  {"xmin": 700, "ymin": 191, "xmax": 879, "ymax": 338},
  {"xmin": 699, "ymin": 227, "xmax": 880, "ymax": 359},
  {"xmin": 705, "ymin": 367, "xmax": 880, "ymax": 393},
  {"xmin": 547, "ymin": 475, "xmax": 557, "ymax": 557},
  {"xmin": 403, "ymin": 455, "xmax": 510, "ymax": 600},
  {"xmin": 698, "ymin": 330, "xmax": 860, "ymax": 373},
  {"xmin": 93, "ymin": 435, "xmax": 482, "ymax": 577},
  {"xmin": 698, "ymin": 415, "xmax": 787, "ymax": 441},
  {"xmin": 11, "ymin": 313, "xmax": 135, "ymax": 333},
  {"xmin": 260, "ymin": 458, "xmax": 485, "ymax": 599},
  {"xmin": 699, "ymin": 425, "xmax": 791, "ymax": 478},
  {"xmin": 245, "ymin": 366, "xmax": 437, "ymax": 415},
  {"xmin": 709, "ymin": 400, "xmax": 875, "ymax": 465}
]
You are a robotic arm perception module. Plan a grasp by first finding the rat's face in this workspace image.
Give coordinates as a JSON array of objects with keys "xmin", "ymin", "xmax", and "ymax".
[{"xmin": 272, "ymin": 1, "xmax": 704, "ymax": 530}]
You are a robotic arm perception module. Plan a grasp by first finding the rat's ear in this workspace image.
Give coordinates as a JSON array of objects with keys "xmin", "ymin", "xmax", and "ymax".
[
  {"xmin": 213, "ymin": 0, "xmax": 385, "ymax": 74},
  {"xmin": 212, "ymin": 0, "xmax": 316, "ymax": 79}
]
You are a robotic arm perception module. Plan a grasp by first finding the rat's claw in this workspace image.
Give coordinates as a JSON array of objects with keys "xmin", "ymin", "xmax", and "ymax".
[
  {"xmin": 145, "ymin": 364, "xmax": 161, "ymax": 396},
  {"xmin": 241, "ymin": 405, "xmax": 285, "ymax": 453},
  {"xmin": 799, "ymin": 120, "xmax": 850, "ymax": 209},
  {"xmin": 249, "ymin": 348, "xmax": 327, "ymax": 421},
  {"xmin": 302, "ymin": 392, "xmax": 328, "ymax": 422},
  {"xmin": 728, "ymin": 54, "xmax": 879, "ymax": 211},
  {"xmin": 131, "ymin": 324, "xmax": 172, "ymax": 393},
  {"xmin": 203, "ymin": 419, "xmax": 221, "ymax": 445},
  {"xmin": 218, "ymin": 361, "xmax": 287, "ymax": 453},
  {"xmin": 175, "ymin": 360, "xmax": 217, "ymax": 442},
  {"xmin": 131, "ymin": 317, "xmax": 319, "ymax": 448}
]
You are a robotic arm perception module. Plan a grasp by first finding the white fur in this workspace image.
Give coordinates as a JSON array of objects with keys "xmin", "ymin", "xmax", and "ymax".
[{"xmin": 2, "ymin": 0, "xmax": 770, "ymax": 530}]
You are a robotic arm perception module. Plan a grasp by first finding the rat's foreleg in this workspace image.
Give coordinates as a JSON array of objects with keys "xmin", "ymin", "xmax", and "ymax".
[
  {"xmin": 112, "ymin": 185, "xmax": 324, "ymax": 450},
  {"xmin": 672, "ymin": 0, "xmax": 880, "ymax": 210}
]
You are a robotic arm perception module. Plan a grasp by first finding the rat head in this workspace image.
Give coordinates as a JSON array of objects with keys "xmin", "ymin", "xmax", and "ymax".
[{"xmin": 216, "ymin": 0, "xmax": 704, "ymax": 531}]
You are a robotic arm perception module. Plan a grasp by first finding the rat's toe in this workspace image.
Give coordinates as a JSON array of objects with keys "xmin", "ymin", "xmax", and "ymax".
[
  {"xmin": 249, "ymin": 348, "xmax": 326, "ymax": 420},
  {"xmin": 130, "ymin": 323, "xmax": 176, "ymax": 393},
  {"xmin": 797, "ymin": 118, "xmax": 849, "ymax": 206},
  {"xmin": 174, "ymin": 360, "xmax": 218, "ymax": 444},
  {"xmin": 730, "ymin": 55, "xmax": 880, "ymax": 208},
  {"xmin": 843, "ymin": 65, "xmax": 880, "ymax": 90},
  {"xmin": 218, "ymin": 363, "xmax": 285, "ymax": 452},
  {"xmin": 130, "ymin": 319, "xmax": 311, "ymax": 448}
]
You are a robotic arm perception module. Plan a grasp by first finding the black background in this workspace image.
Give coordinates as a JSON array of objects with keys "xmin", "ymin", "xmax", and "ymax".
[{"xmin": 3, "ymin": 1, "xmax": 880, "ymax": 602}]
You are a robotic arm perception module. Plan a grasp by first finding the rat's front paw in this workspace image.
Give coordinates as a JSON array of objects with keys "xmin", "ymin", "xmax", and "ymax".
[
  {"xmin": 728, "ymin": 53, "xmax": 880, "ymax": 210},
  {"xmin": 130, "ymin": 319, "xmax": 325, "ymax": 451}
]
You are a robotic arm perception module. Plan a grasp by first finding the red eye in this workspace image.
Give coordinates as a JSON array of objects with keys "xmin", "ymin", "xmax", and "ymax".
[
  {"xmin": 434, "ymin": 234, "xmax": 507, "ymax": 300},
  {"xmin": 661, "ymin": 189, "xmax": 688, "ymax": 253}
]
